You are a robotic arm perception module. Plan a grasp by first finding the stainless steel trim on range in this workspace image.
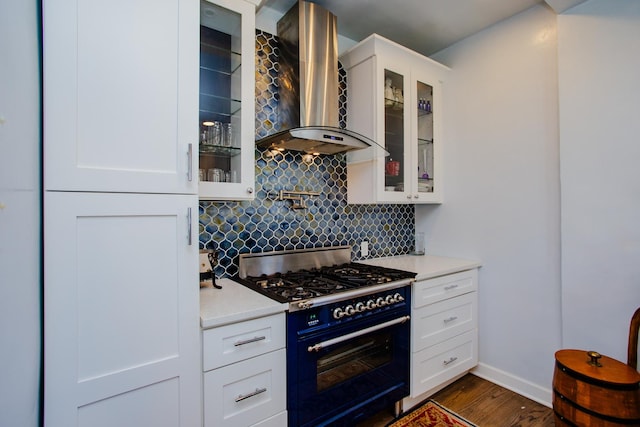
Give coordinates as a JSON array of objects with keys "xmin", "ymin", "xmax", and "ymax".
[
  {"xmin": 293, "ymin": 278, "xmax": 413, "ymax": 312},
  {"xmin": 307, "ymin": 315, "xmax": 410, "ymax": 352},
  {"xmin": 239, "ymin": 245, "xmax": 352, "ymax": 278}
]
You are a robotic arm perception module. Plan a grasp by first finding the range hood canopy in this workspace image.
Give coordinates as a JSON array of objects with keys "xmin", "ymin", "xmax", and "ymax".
[
  {"xmin": 255, "ymin": 1, "xmax": 385, "ymax": 156},
  {"xmin": 256, "ymin": 126, "xmax": 380, "ymax": 155}
]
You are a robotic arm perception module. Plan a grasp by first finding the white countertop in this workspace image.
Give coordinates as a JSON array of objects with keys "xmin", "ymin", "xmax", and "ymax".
[
  {"xmin": 200, "ymin": 255, "xmax": 480, "ymax": 329},
  {"xmin": 359, "ymin": 254, "xmax": 481, "ymax": 281},
  {"xmin": 200, "ymin": 278, "xmax": 288, "ymax": 329}
]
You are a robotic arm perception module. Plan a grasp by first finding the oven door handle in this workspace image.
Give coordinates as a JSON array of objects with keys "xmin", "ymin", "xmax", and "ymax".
[{"xmin": 307, "ymin": 315, "xmax": 410, "ymax": 352}]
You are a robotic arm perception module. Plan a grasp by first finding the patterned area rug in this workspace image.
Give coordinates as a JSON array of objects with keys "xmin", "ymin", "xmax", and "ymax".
[{"xmin": 386, "ymin": 400, "xmax": 477, "ymax": 427}]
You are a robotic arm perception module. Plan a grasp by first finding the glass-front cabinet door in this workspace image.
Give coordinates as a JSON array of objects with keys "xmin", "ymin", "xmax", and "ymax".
[
  {"xmin": 198, "ymin": 0, "xmax": 256, "ymax": 201},
  {"xmin": 413, "ymin": 75, "xmax": 439, "ymax": 202},
  {"xmin": 342, "ymin": 34, "xmax": 448, "ymax": 204},
  {"xmin": 383, "ymin": 69, "xmax": 408, "ymax": 198}
]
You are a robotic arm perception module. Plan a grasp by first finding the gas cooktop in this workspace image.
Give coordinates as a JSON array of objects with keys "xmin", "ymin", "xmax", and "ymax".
[{"xmin": 236, "ymin": 247, "xmax": 416, "ymax": 305}]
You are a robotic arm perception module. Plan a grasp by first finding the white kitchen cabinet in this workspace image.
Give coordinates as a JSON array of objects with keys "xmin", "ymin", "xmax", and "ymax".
[
  {"xmin": 44, "ymin": 192, "xmax": 200, "ymax": 426},
  {"xmin": 43, "ymin": 0, "xmax": 198, "ymax": 195},
  {"xmin": 198, "ymin": 0, "xmax": 257, "ymax": 201},
  {"xmin": 340, "ymin": 34, "xmax": 449, "ymax": 204},
  {"xmin": 408, "ymin": 269, "xmax": 478, "ymax": 402},
  {"xmin": 43, "ymin": 0, "xmax": 201, "ymax": 425},
  {"xmin": 202, "ymin": 314, "xmax": 287, "ymax": 427}
]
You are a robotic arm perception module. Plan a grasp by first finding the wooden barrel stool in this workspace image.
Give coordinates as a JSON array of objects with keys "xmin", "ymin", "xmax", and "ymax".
[{"xmin": 553, "ymin": 349, "xmax": 640, "ymax": 426}]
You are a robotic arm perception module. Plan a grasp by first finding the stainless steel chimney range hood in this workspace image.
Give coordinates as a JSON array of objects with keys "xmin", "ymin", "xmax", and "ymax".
[{"xmin": 255, "ymin": 1, "xmax": 383, "ymax": 155}]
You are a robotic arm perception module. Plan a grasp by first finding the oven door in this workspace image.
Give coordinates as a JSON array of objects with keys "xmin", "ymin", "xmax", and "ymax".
[{"xmin": 287, "ymin": 309, "xmax": 410, "ymax": 427}]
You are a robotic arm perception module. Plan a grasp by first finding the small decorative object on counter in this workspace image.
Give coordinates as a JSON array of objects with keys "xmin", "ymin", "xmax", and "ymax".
[
  {"xmin": 200, "ymin": 250, "xmax": 222, "ymax": 289},
  {"xmin": 412, "ymin": 232, "xmax": 425, "ymax": 255}
]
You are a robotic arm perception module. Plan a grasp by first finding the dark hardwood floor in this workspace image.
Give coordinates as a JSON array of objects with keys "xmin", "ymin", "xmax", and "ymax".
[{"xmin": 358, "ymin": 374, "xmax": 555, "ymax": 426}]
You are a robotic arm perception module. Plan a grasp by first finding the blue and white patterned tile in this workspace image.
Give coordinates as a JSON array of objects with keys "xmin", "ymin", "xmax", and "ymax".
[{"xmin": 199, "ymin": 30, "xmax": 415, "ymax": 278}]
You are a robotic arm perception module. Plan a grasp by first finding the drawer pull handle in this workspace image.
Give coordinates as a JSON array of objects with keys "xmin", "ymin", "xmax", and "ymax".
[
  {"xmin": 234, "ymin": 336, "xmax": 267, "ymax": 346},
  {"xmin": 443, "ymin": 356, "xmax": 458, "ymax": 366},
  {"xmin": 444, "ymin": 316, "xmax": 458, "ymax": 324},
  {"xmin": 444, "ymin": 284, "xmax": 459, "ymax": 291},
  {"xmin": 235, "ymin": 387, "xmax": 267, "ymax": 402}
]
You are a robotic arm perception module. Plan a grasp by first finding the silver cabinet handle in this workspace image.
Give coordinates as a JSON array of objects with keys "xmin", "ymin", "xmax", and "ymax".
[
  {"xmin": 247, "ymin": 187, "xmax": 254, "ymax": 194},
  {"xmin": 235, "ymin": 387, "xmax": 267, "ymax": 403},
  {"xmin": 187, "ymin": 208, "xmax": 192, "ymax": 246},
  {"xmin": 443, "ymin": 356, "xmax": 458, "ymax": 366},
  {"xmin": 234, "ymin": 336, "xmax": 266, "ymax": 346},
  {"xmin": 444, "ymin": 284, "xmax": 458, "ymax": 291},
  {"xmin": 308, "ymin": 315, "xmax": 410, "ymax": 352},
  {"xmin": 187, "ymin": 143, "xmax": 193, "ymax": 182},
  {"xmin": 443, "ymin": 316, "xmax": 458, "ymax": 324}
]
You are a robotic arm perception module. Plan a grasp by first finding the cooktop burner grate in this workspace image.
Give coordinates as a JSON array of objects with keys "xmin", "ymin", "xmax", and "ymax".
[{"xmin": 238, "ymin": 262, "xmax": 415, "ymax": 303}]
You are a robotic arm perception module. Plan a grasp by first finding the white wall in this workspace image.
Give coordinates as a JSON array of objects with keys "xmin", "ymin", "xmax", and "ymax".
[
  {"xmin": 558, "ymin": 0, "xmax": 640, "ymax": 362},
  {"xmin": 0, "ymin": 1, "xmax": 42, "ymax": 426},
  {"xmin": 416, "ymin": 4, "xmax": 562, "ymax": 405}
]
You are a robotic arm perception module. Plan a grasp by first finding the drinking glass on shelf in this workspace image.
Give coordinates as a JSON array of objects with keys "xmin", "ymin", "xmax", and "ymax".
[
  {"xmin": 207, "ymin": 168, "xmax": 223, "ymax": 182},
  {"xmin": 211, "ymin": 122, "xmax": 222, "ymax": 145},
  {"xmin": 223, "ymin": 123, "xmax": 234, "ymax": 147},
  {"xmin": 202, "ymin": 122, "xmax": 222, "ymax": 146}
]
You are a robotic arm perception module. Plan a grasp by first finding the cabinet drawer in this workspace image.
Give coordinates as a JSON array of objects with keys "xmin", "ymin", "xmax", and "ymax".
[
  {"xmin": 410, "ymin": 330, "xmax": 477, "ymax": 398},
  {"xmin": 412, "ymin": 292, "xmax": 477, "ymax": 353},
  {"xmin": 250, "ymin": 411, "xmax": 287, "ymax": 427},
  {"xmin": 202, "ymin": 313, "xmax": 285, "ymax": 371},
  {"xmin": 204, "ymin": 349, "xmax": 286, "ymax": 427},
  {"xmin": 413, "ymin": 270, "xmax": 477, "ymax": 308}
]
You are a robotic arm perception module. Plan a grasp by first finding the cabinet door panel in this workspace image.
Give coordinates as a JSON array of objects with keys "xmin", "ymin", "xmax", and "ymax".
[
  {"xmin": 202, "ymin": 313, "xmax": 286, "ymax": 371},
  {"xmin": 44, "ymin": 192, "xmax": 200, "ymax": 426},
  {"xmin": 203, "ymin": 349, "xmax": 286, "ymax": 427},
  {"xmin": 413, "ymin": 270, "xmax": 477, "ymax": 308},
  {"xmin": 411, "ymin": 330, "xmax": 477, "ymax": 397},
  {"xmin": 43, "ymin": 0, "xmax": 198, "ymax": 194},
  {"xmin": 411, "ymin": 66, "xmax": 444, "ymax": 203},
  {"xmin": 412, "ymin": 292, "xmax": 477, "ymax": 353},
  {"xmin": 78, "ymin": 379, "xmax": 179, "ymax": 427},
  {"xmin": 343, "ymin": 35, "xmax": 448, "ymax": 204}
]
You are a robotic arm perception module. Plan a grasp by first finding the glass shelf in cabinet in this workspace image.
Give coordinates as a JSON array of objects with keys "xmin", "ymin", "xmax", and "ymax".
[
  {"xmin": 418, "ymin": 138, "xmax": 433, "ymax": 145},
  {"xmin": 199, "ymin": 95, "xmax": 241, "ymax": 118},
  {"xmin": 418, "ymin": 178, "xmax": 434, "ymax": 193},
  {"xmin": 384, "ymin": 98, "xmax": 404, "ymax": 113},
  {"xmin": 417, "ymin": 109, "xmax": 432, "ymax": 117},
  {"xmin": 200, "ymin": 43, "xmax": 241, "ymax": 75},
  {"xmin": 199, "ymin": 144, "xmax": 242, "ymax": 157}
]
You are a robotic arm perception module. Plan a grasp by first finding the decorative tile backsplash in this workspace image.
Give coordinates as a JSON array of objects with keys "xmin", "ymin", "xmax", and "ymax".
[{"xmin": 199, "ymin": 30, "xmax": 415, "ymax": 278}]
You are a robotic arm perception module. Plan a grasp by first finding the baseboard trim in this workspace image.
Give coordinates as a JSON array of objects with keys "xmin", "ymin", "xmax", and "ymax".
[{"xmin": 470, "ymin": 363, "xmax": 552, "ymax": 408}]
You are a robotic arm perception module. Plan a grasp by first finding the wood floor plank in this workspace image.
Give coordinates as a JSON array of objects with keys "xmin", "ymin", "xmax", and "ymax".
[{"xmin": 358, "ymin": 374, "xmax": 554, "ymax": 426}]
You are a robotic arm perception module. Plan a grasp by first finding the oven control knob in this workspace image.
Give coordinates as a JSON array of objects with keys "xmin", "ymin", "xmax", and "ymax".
[
  {"xmin": 385, "ymin": 295, "xmax": 395, "ymax": 305},
  {"xmin": 376, "ymin": 297, "xmax": 386, "ymax": 307},
  {"xmin": 355, "ymin": 302, "xmax": 365, "ymax": 313},
  {"xmin": 333, "ymin": 307, "xmax": 345, "ymax": 319},
  {"xmin": 393, "ymin": 293, "xmax": 404, "ymax": 302},
  {"xmin": 366, "ymin": 300, "xmax": 376, "ymax": 310},
  {"xmin": 344, "ymin": 305, "xmax": 355, "ymax": 316}
]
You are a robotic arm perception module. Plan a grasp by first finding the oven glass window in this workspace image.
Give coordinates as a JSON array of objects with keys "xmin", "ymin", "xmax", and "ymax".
[{"xmin": 316, "ymin": 332, "xmax": 392, "ymax": 392}]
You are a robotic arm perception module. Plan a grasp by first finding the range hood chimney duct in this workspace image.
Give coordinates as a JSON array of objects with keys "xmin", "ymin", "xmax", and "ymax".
[{"xmin": 256, "ymin": 1, "xmax": 380, "ymax": 155}]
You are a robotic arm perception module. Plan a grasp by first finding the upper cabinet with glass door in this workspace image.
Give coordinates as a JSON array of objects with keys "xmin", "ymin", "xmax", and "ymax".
[
  {"xmin": 341, "ymin": 34, "xmax": 449, "ymax": 204},
  {"xmin": 198, "ymin": 0, "xmax": 258, "ymax": 200}
]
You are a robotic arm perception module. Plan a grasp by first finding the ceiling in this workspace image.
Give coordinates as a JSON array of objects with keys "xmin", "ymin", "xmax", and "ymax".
[{"xmin": 256, "ymin": 0, "xmax": 583, "ymax": 56}]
